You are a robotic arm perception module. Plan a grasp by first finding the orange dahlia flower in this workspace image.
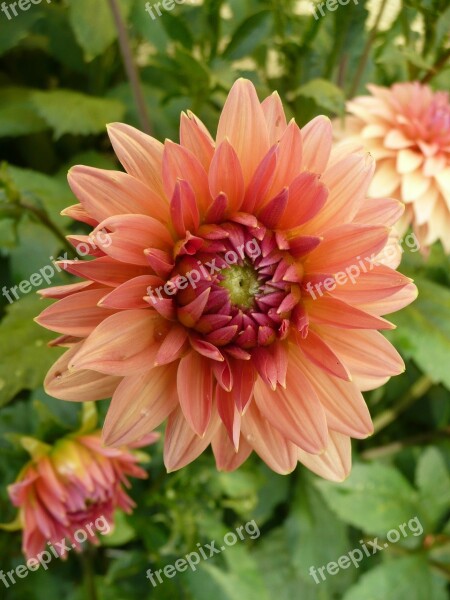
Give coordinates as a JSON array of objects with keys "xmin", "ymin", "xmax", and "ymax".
[
  {"xmin": 6, "ymin": 429, "xmax": 150, "ymax": 560},
  {"xmin": 340, "ymin": 82, "xmax": 450, "ymax": 253},
  {"xmin": 36, "ymin": 79, "xmax": 417, "ymax": 480}
]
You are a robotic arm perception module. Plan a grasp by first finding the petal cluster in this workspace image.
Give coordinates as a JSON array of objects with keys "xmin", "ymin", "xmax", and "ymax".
[
  {"xmin": 339, "ymin": 82, "xmax": 450, "ymax": 253},
  {"xmin": 8, "ymin": 432, "xmax": 148, "ymax": 559},
  {"xmin": 36, "ymin": 79, "xmax": 417, "ymax": 481}
]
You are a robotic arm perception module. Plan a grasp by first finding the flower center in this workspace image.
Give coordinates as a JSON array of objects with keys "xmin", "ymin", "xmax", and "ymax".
[{"xmin": 219, "ymin": 263, "xmax": 260, "ymax": 309}]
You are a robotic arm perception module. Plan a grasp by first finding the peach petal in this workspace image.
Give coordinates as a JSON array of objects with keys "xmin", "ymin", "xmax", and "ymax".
[
  {"xmin": 297, "ymin": 431, "xmax": 352, "ymax": 482},
  {"xmin": 103, "ymin": 364, "xmax": 178, "ymax": 446},
  {"xmin": 301, "ymin": 116, "xmax": 332, "ymax": 173},
  {"xmin": 216, "ymin": 78, "xmax": 270, "ymax": 185},
  {"xmin": 180, "ymin": 111, "xmax": 215, "ymax": 171},
  {"xmin": 261, "ymin": 92, "xmax": 288, "ymax": 144},
  {"xmin": 68, "ymin": 166, "xmax": 169, "ymax": 223},
  {"xmin": 69, "ymin": 310, "xmax": 165, "ymax": 376},
  {"xmin": 177, "ymin": 352, "xmax": 213, "ymax": 436},
  {"xmin": 241, "ymin": 401, "xmax": 298, "ymax": 474},
  {"xmin": 209, "ymin": 139, "xmax": 245, "ymax": 213},
  {"xmin": 107, "ymin": 122, "xmax": 165, "ymax": 198}
]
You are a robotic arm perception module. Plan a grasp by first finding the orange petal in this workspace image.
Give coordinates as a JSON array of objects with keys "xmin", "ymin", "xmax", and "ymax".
[
  {"xmin": 261, "ymin": 91, "xmax": 288, "ymax": 144},
  {"xmin": 208, "ymin": 139, "xmax": 245, "ymax": 213},
  {"xmin": 180, "ymin": 111, "xmax": 215, "ymax": 171},
  {"xmin": 301, "ymin": 116, "xmax": 332, "ymax": 174}
]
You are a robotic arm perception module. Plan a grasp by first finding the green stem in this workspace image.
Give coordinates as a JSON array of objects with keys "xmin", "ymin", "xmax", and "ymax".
[
  {"xmin": 361, "ymin": 427, "xmax": 450, "ymax": 460},
  {"xmin": 421, "ymin": 47, "xmax": 450, "ymax": 84},
  {"xmin": 372, "ymin": 375, "xmax": 434, "ymax": 435},
  {"xmin": 348, "ymin": 0, "xmax": 388, "ymax": 98},
  {"xmin": 108, "ymin": 0, "xmax": 152, "ymax": 134},
  {"xmin": 80, "ymin": 548, "xmax": 98, "ymax": 600}
]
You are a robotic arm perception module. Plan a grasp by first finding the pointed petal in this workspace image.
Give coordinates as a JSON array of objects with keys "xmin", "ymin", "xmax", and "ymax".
[
  {"xmin": 180, "ymin": 111, "xmax": 215, "ymax": 171},
  {"xmin": 216, "ymin": 78, "xmax": 270, "ymax": 185},
  {"xmin": 177, "ymin": 352, "xmax": 213, "ymax": 436},
  {"xmin": 301, "ymin": 116, "xmax": 332, "ymax": 173},
  {"xmin": 297, "ymin": 431, "xmax": 352, "ymax": 482},
  {"xmin": 261, "ymin": 92, "xmax": 288, "ymax": 144},
  {"xmin": 209, "ymin": 139, "xmax": 245, "ymax": 213}
]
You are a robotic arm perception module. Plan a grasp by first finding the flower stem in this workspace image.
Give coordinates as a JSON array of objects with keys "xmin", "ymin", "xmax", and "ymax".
[
  {"xmin": 421, "ymin": 48, "xmax": 450, "ymax": 84},
  {"xmin": 361, "ymin": 427, "xmax": 450, "ymax": 460},
  {"xmin": 80, "ymin": 548, "xmax": 98, "ymax": 600},
  {"xmin": 348, "ymin": 0, "xmax": 388, "ymax": 98},
  {"xmin": 372, "ymin": 375, "xmax": 434, "ymax": 435},
  {"xmin": 108, "ymin": 0, "xmax": 152, "ymax": 134}
]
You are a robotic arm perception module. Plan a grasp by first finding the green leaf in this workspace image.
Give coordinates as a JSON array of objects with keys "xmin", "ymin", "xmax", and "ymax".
[
  {"xmin": 0, "ymin": 295, "xmax": 63, "ymax": 406},
  {"xmin": 223, "ymin": 11, "xmax": 273, "ymax": 60},
  {"xmin": 289, "ymin": 78, "xmax": 346, "ymax": 114},
  {"xmin": 388, "ymin": 277, "xmax": 450, "ymax": 390},
  {"xmin": 0, "ymin": 9, "xmax": 42, "ymax": 56},
  {"xmin": 0, "ymin": 88, "xmax": 47, "ymax": 137},
  {"xmin": 30, "ymin": 90, "xmax": 126, "ymax": 139},
  {"xmin": 161, "ymin": 11, "xmax": 194, "ymax": 49},
  {"xmin": 286, "ymin": 474, "xmax": 355, "ymax": 593},
  {"xmin": 343, "ymin": 556, "xmax": 448, "ymax": 600},
  {"xmin": 7, "ymin": 165, "xmax": 74, "ymax": 230},
  {"xmin": 67, "ymin": 0, "xmax": 133, "ymax": 61},
  {"xmin": 416, "ymin": 447, "xmax": 450, "ymax": 529},
  {"xmin": 316, "ymin": 463, "xmax": 420, "ymax": 535}
]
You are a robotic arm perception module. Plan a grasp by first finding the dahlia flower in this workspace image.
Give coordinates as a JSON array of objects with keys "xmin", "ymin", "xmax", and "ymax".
[
  {"xmin": 339, "ymin": 82, "xmax": 450, "ymax": 253},
  {"xmin": 6, "ymin": 426, "xmax": 151, "ymax": 560},
  {"xmin": 36, "ymin": 79, "xmax": 417, "ymax": 481}
]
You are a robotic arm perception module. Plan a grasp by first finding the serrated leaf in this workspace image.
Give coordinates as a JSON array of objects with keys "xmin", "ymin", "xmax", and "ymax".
[
  {"xmin": 316, "ymin": 463, "xmax": 420, "ymax": 535},
  {"xmin": 0, "ymin": 295, "xmax": 63, "ymax": 406},
  {"xmin": 416, "ymin": 447, "xmax": 450, "ymax": 529},
  {"xmin": 30, "ymin": 90, "xmax": 126, "ymax": 139},
  {"xmin": 343, "ymin": 556, "xmax": 448, "ymax": 600},
  {"xmin": 223, "ymin": 11, "xmax": 272, "ymax": 60}
]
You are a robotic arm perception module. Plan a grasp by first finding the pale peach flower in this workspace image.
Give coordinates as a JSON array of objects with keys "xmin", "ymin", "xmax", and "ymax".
[
  {"xmin": 36, "ymin": 79, "xmax": 417, "ymax": 481},
  {"xmin": 340, "ymin": 82, "xmax": 450, "ymax": 253}
]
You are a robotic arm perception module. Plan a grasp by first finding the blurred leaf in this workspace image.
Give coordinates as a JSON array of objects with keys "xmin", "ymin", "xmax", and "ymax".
[
  {"xmin": 8, "ymin": 165, "xmax": 74, "ymax": 229},
  {"xmin": 0, "ymin": 88, "xmax": 47, "ymax": 137},
  {"xmin": 161, "ymin": 11, "xmax": 194, "ymax": 50},
  {"xmin": 416, "ymin": 447, "xmax": 450, "ymax": 529},
  {"xmin": 316, "ymin": 463, "xmax": 420, "ymax": 535},
  {"xmin": 286, "ymin": 473, "xmax": 355, "ymax": 593},
  {"xmin": 0, "ymin": 295, "xmax": 62, "ymax": 406},
  {"xmin": 66, "ymin": 0, "xmax": 133, "ymax": 61},
  {"xmin": 289, "ymin": 78, "xmax": 345, "ymax": 114},
  {"xmin": 0, "ymin": 10, "xmax": 43, "ymax": 56},
  {"xmin": 343, "ymin": 556, "xmax": 448, "ymax": 600},
  {"xmin": 223, "ymin": 10, "xmax": 272, "ymax": 60},
  {"xmin": 101, "ymin": 510, "xmax": 137, "ymax": 546},
  {"xmin": 30, "ymin": 90, "xmax": 126, "ymax": 139},
  {"xmin": 388, "ymin": 277, "xmax": 450, "ymax": 390}
]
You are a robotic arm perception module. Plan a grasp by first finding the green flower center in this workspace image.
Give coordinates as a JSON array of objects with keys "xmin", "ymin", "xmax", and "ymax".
[{"xmin": 219, "ymin": 263, "xmax": 260, "ymax": 309}]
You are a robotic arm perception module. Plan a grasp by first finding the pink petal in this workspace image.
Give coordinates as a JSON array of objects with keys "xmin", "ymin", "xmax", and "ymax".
[
  {"xmin": 261, "ymin": 92, "xmax": 288, "ymax": 144},
  {"xmin": 301, "ymin": 116, "xmax": 332, "ymax": 173}
]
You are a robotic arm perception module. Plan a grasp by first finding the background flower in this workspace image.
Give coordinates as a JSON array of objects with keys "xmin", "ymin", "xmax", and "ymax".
[{"xmin": 338, "ymin": 82, "xmax": 450, "ymax": 253}]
